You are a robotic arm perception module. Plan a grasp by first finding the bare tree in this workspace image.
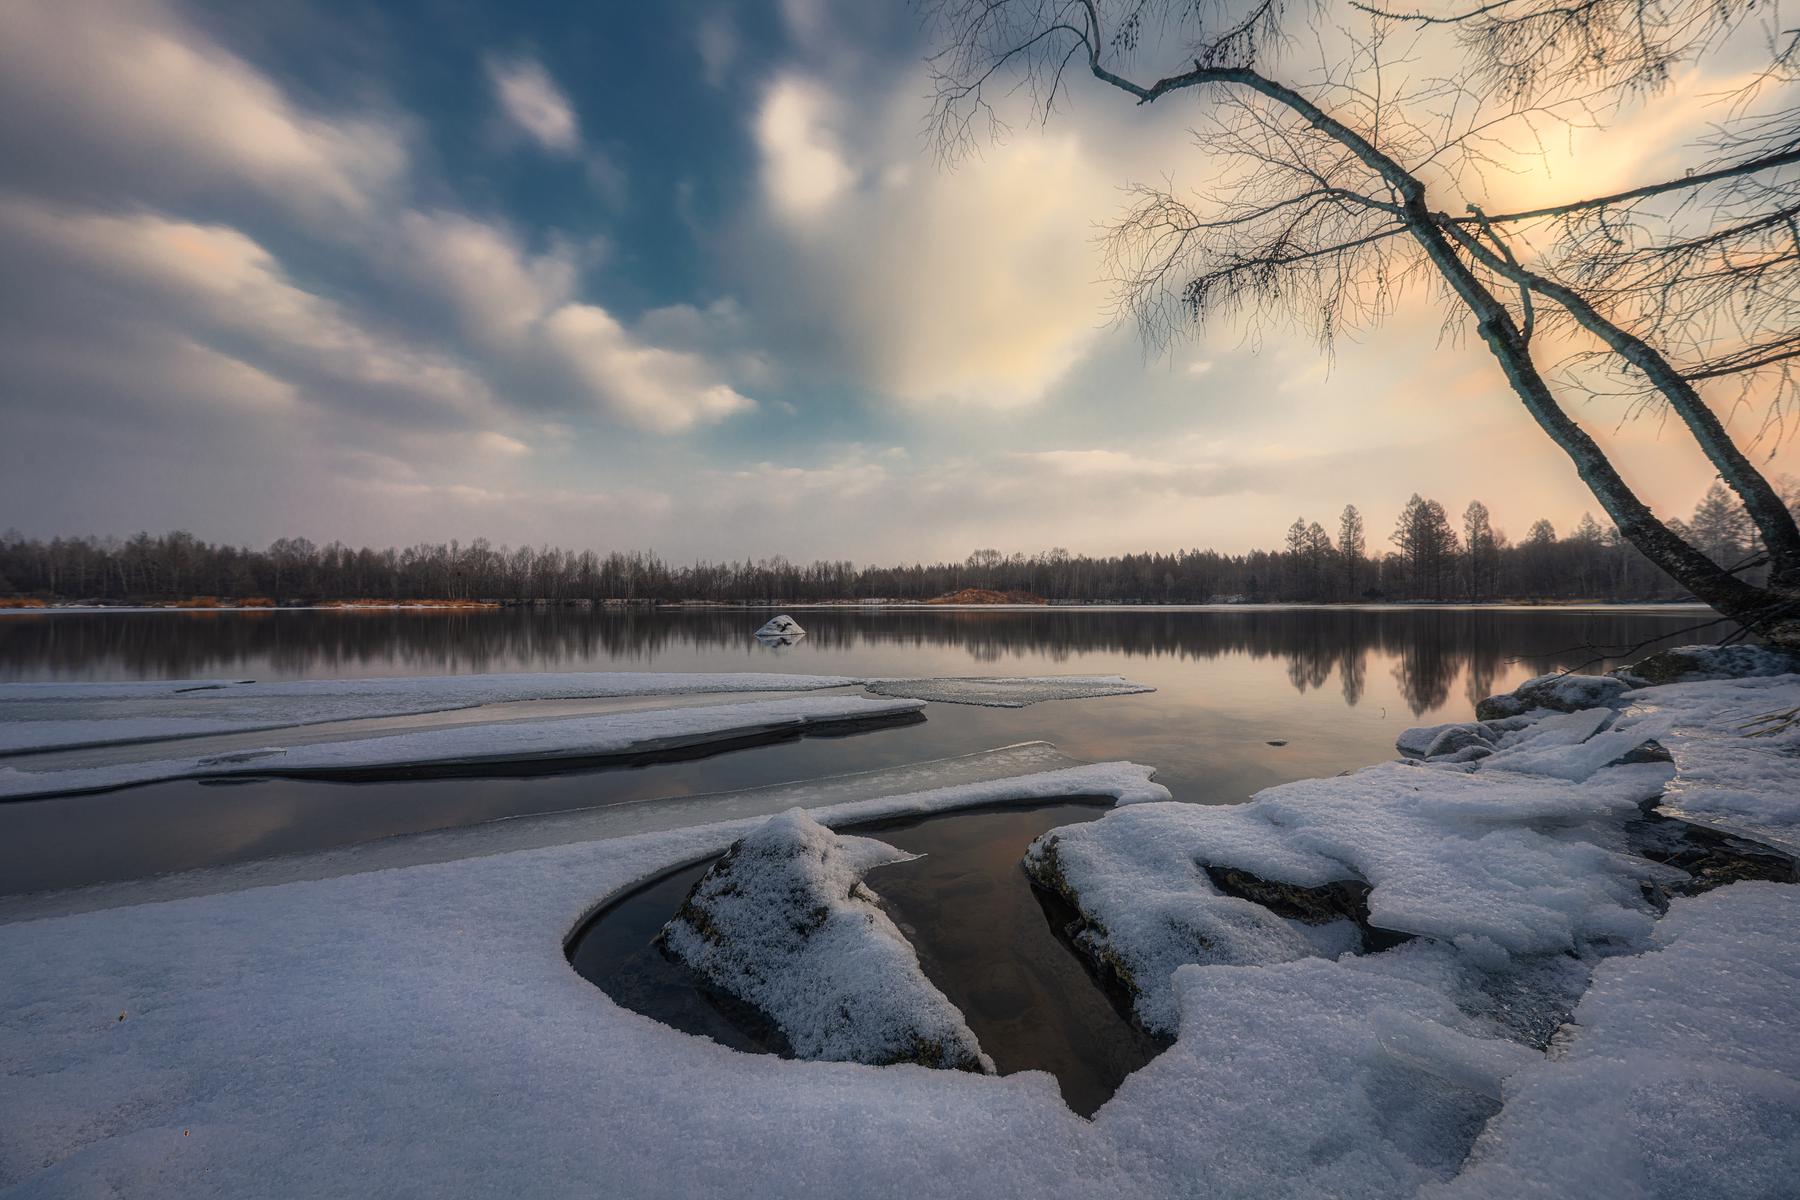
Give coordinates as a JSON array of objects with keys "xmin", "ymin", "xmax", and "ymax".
[{"xmin": 924, "ymin": 0, "xmax": 1800, "ymax": 646}]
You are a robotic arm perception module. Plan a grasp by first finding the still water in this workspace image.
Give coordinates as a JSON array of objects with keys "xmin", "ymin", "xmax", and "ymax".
[
  {"xmin": 569, "ymin": 802, "xmax": 1164, "ymax": 1116},
  {"xmin": 0, "ymin": 606, "xmax": 1725, "ymax": 893}
]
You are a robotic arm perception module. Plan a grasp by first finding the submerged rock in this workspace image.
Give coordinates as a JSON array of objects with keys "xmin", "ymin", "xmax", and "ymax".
[{"xmin": 659, "ymin": 808, "xmax": 993, "ymax": 1073}]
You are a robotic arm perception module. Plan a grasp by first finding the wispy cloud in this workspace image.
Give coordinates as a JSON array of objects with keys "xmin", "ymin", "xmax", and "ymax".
[{"xmin": 485, "ymin": 54, "xmax": 580, "ymax": 154}]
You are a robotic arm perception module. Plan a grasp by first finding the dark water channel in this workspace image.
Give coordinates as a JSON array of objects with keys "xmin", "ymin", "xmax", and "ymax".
[
  {"xmin": 566, "ymin": 802, "xmax": 1163, "ymax": 1117},
  {"xmin": 0, "ymin": 605, "xmax": 1732, "ymax": 893}
]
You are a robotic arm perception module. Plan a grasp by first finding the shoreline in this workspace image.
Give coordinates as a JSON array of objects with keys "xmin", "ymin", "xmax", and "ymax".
[{"xmin": 0, "ymin": 599, "xmax": 1720, "ymax": 616}]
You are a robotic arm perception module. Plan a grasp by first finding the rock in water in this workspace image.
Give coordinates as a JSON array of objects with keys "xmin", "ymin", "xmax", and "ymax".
[
  {"xmin": 659, "ymin": 808, "xmax": 994, "ymax": 1073},
  {"xmin": 755, "ymin": 614, "xmax": 804, "ymax": 638}
]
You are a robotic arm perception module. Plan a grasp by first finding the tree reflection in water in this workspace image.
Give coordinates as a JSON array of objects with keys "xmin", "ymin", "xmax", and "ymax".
[{"xmin": 0, "ymin": 607, "xmax": 1731, "ymax": 718}]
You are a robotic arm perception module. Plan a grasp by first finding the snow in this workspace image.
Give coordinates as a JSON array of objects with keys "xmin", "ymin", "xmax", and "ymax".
[
  {"xmin": 0, "ymin": 695, "xmax": 926, "ymax": 800},
  {"xmin": 0, "ymin": 760, "xmax": 1165, "ymax": 1199},
  {"xmin": 661, "ymin": 808, "xmax": 993, "ymax": 1072},
  {"xmin": 1441, "ymin": 883, "xmax": 1800, "ymax": 1200},
  {"xmin": 1610, "ymin": 643, "xmax": 1800, "ymax": 687},
  {"xmin": 1618, "ymin": 673, "xmax": 1800, "ymax": 852},
  {"xmin": 1024, "ymin": 808, "xmax": 1355, "ymax": 1034},
  {"xmin": 1038, "ymin": 758, "xmax": 1675, "ymax": 1028},
  {"xmin": 1475, "ymin": 672, "xmax": 1629, "ymax": 720},
  {"xmin": 1110, "ymin": 943, "xmax": 1541, "ymax": 1199},
  {"xmin": 0, "ymin": 661, "xmax": 1794, "ymax": 1199},
  {"xmin": 864, "ymin": 675, "xmax": 1153, "ymax": 707}
]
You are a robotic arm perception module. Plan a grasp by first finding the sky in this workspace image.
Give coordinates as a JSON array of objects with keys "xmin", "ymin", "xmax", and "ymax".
[{"xmin": 0, "ymin": 0, "xmax": 1793, "ymax": 564}]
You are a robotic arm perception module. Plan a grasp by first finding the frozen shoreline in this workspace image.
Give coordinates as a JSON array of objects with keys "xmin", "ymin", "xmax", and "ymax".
[{"xmin": 0, "ymin": 652, "xmax": 1794, "ymax": 1197}]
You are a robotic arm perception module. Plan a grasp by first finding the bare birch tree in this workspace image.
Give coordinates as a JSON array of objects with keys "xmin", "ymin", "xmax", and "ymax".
[{"xmin": 924, "ymin": 0, "xmax": 1800, "ymax": 646}]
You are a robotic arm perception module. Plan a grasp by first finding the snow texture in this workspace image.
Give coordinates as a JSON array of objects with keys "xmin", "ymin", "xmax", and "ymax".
[
  {"xmin": 661, "ymin": 808, "xmax": 993, "ymax": 1072},
  {"xmin": 1621, "ymin": 673, "xmax": 1800, "ymax": 852},
  {"xmin": 0, "ymin": 670, "xmax": 1794, "ymax": 1199},
  {"xmin": 864, "ymin": 675, "xmax": 1153, "ymax": 708},
  {"xmin": 1442, "ymin": 883, "xmax": 1800, "ymax": 1200},
  {"xmin": 1036, "ymin": 757, "xmax": 1675, "ymax": 1030},
  {"xmin": 0, "ymin": 695, "xmax": 926, "ymax": 800},
  {"xmin": 0, "ymin": 760, "xmax": 1174, "ymax": 1200}
]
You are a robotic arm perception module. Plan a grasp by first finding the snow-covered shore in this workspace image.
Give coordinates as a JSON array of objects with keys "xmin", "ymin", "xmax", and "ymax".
[{"xmin": 0, "ymin": 651, "xmax": 1794, "ymax": 1197}]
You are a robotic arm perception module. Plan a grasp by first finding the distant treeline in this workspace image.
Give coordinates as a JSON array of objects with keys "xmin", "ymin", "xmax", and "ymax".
[{"xmin": 3, "ymin": 482, "xmax": 1793, "ymax": 605}]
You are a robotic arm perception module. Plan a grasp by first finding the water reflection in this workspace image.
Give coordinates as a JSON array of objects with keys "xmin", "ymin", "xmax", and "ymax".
[{"xmin": 0, "ymin": 606, "xmax": 1730, "ymax": 718}]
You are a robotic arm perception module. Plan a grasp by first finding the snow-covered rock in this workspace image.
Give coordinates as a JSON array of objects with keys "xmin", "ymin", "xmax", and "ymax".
[
  {"xmin": 1611, "ymin": 642, "xmax": 1800, "ymax": 688},
  {"xmin": 1475, "ymin": 672, "xmax": 1630, "ymax": 721},
  {"xmin": 1024, "ymin": 809, "xmax": 1351, "ymax": 1034},
  {"xmin": 1029, "ymin": 759, "xmax": 1676, "ymax": 1029},
  {"xmin": 1424, "ymin": 726, "xmax": 1494, "ymax": 762},
  {"xmin": 660, "ymin": 808, "xmax": 992, "ymax": 1072},
  {"xmin": 754, "ymin": 614, "xmax": 804, "ymax": 638}
]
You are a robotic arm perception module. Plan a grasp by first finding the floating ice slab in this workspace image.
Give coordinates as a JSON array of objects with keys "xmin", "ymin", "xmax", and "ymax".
[
  {"xmin": 0, "ymin": 671, "xmax": 1155, "ymax": 754},
  {"xmin": 0, "ymin": 695, "xmax": 925, "ymax": 800},
  {"xmin": 0, "ymin": 672, "xmax": 859, "ymax": 755},
  {"xmin": 754, "ymin": 614, "xmax": 804, "ymax": 638},
  {"xmin": 864, "ymin": 675, "xmax": 1153, "ymax": 707},
  {"xmin": 0, "ymin": 742, "xmax": 1097, "ymax": 920},
  {"xmin": 662, "ymin": 808, "xmax": 993, "ymax": 1072}
]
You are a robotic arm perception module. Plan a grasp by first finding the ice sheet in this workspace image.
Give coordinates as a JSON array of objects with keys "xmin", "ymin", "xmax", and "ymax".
[
  {"xmin": 0, "ymin": 695, "xmax": 925, "ymax": 800},
  {"xmin": 0, "ymin": 672, "xmax": 1155, "ymax": 754},
  {"xmin": 863, "ymin": 675, "xmax": 1154, "ymax": 707},
  {"xmin": 0, "ymin": 672, "xmax": 860, "ymax": 754}
]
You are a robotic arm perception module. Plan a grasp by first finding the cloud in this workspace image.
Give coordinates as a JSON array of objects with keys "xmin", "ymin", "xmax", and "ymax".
[
  {"xmin": 742, "ymin": 72, "xmax": 1118, "ymax": 409},
  {"xmin": 695, "ymin": 11, "xmax": 739, "ymax": 88},
  {"xmin": 0, "ymin": 201, "xmax": 494, "ymax": 428},
  {"xmin": 485, "ymin": 55, "xmax": 581, "ymax": 154},
  {"xmin": 754, "ymin": 77, "xmax": 856, "ymax": 218},
  {"xmin": 541, "ymin": 306, "xmax": 755, "ymax": 433},
  {"xmin": 0, "ymin": 1, "xmax": 405, "ymax": 222}
]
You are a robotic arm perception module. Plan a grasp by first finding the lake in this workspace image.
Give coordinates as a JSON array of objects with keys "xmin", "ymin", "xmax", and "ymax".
[{"xmin": 0, "ymin": 605, "xmax": 1725, "ymax": 894}]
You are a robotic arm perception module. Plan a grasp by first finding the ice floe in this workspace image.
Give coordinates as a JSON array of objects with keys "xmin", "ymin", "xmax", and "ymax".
[
  {"xmin": 0, "ymin": 695, "xmax": 926, "ymax": 800},
  {"xmin": 0, "ymin": 670, "xmax": 1155, "ymax": 755},
  {"xmin": 863, "ymin": 675, "xmax": 1152, "ymax": 707},
  {"xmin": 0, "ymin": 672, "xmax": 860, "ymax": 755}
]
